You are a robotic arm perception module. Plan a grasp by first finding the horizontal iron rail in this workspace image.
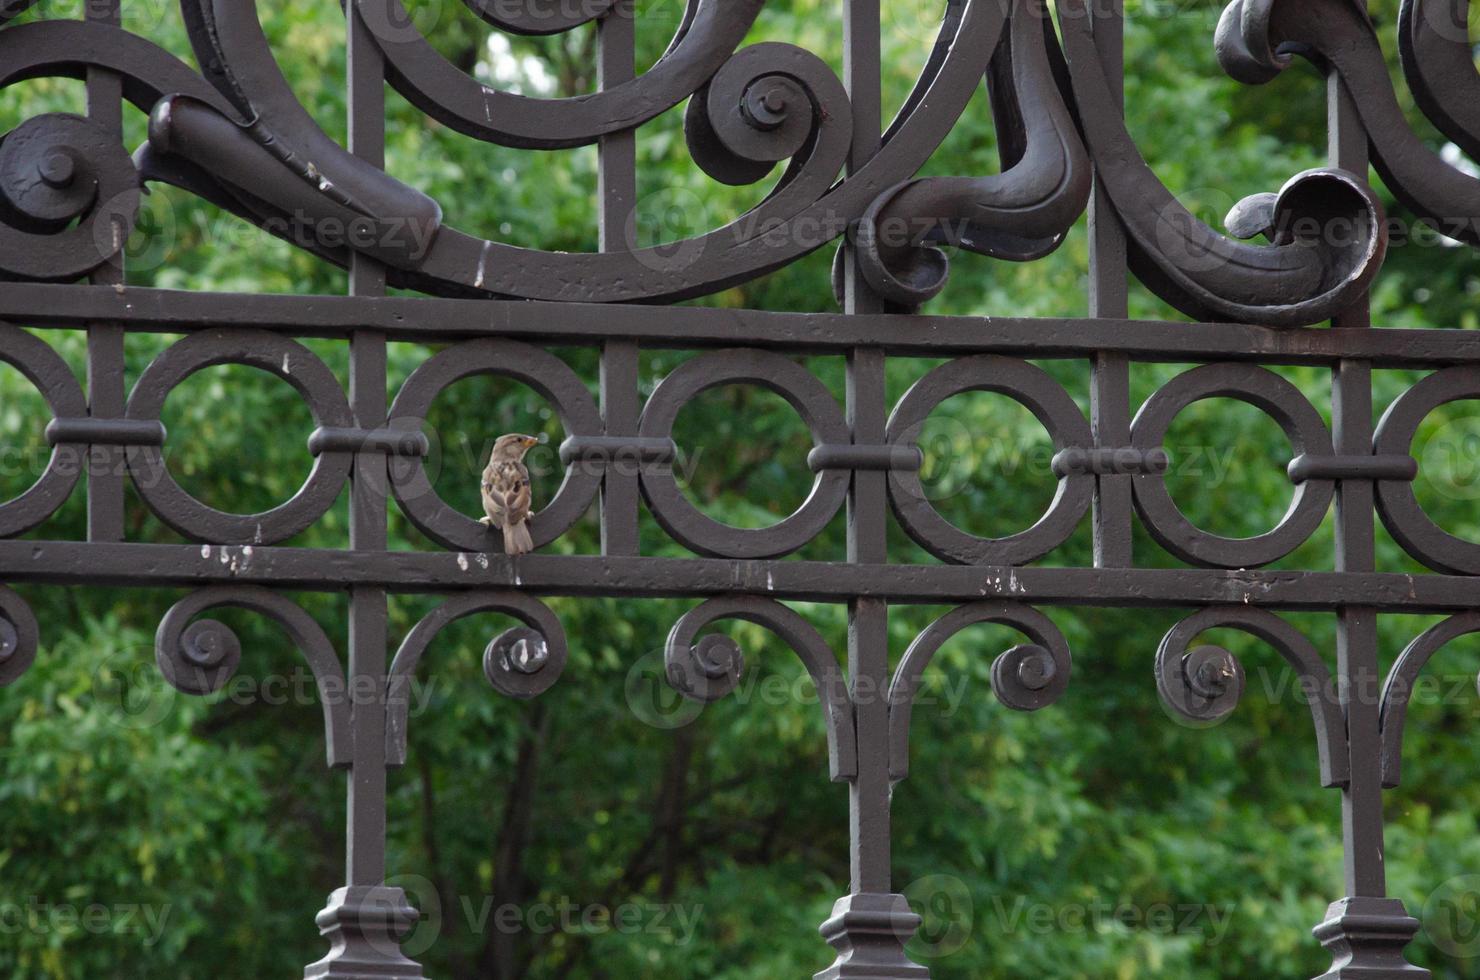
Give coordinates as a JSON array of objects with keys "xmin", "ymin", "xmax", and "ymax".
[
  {"xmin": 1, "ymin": 540, "xmax": 1473, "ymax": 611},
  {"xmin": 2, "ymin": 283, "xmax": 1478, "ymax": 365}
]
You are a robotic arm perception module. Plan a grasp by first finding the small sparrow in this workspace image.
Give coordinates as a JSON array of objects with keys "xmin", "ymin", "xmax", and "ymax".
[{"xmin": 481, "ymin": 433, "xmax": 541, "ymax": 556}]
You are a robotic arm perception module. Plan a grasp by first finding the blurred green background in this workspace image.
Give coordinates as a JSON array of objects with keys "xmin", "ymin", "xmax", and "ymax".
[{"xmin": 4, "ymin": 0, "xmax": 1480, "ymax": 976}]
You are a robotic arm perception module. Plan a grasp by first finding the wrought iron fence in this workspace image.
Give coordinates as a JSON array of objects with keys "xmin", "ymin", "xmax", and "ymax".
[{"xmin": 1, "ymin": 0, "xmax": 1478, "ymax": 975}]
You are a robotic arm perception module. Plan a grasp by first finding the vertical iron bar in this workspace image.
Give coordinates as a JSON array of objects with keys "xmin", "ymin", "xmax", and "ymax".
[
  {"xmin": 597, "ymin": 0, "xmax": 637, "ymax": 255},
  {"xmin": 307, "ymin": 11, "xmax": 422, "ymax": 976},
  {"xmin": 842, "ymin": 0, "xmax": 889, "ymax": 895},
  {"xmin": 846, "ymin": 0, "xmax": 888, "ymax": 900},
  {"xmin": 1329, "ymin": 78, "xmax": 1370, "ymax": 335},
  {"xmin": 1313, "ymin": 34, "xmax": 1427, "ymax": 978},
  {"xmin": 598, "ymin": 1, "xmax": 641, "ymax": 557},
  {"xmin": 818, "ymin": 2, "xmax": 927, "ymax": 976},
  {"xmin": 599, "ymin": 340, "xmax": 641, "ymax": 556},
  {"xmin": 840, "ymin": 0, "xmax": 883, "ymax": 318},
  {"xmin": 345, "ymin": 1, "xmax": 390, "ymax": 892},
  {"xmin": 843, "ymin": 0, "xmax": 888, "ymax": 898},
  {"xmin": 846, "ymin": 348, "xmax": 889, "ymax": 895},
  {"xmin": 1088, "ymin": 0, "xmax": 1132, "ymax": 569},
  {"xmin": 85, "ymin": 0, "xmax": 125, "ymax": 544},
  {"xmin": 1330, "ymin": 47, "xmax": 1380, "ymax": 902}
]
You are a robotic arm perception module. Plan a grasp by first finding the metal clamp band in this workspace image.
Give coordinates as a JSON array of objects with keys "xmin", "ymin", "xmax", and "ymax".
[
  {"xmin": 45, "ymin": 417, "xmax": 167, "ymax": 447},
  {"xmin": 807, "ymin": 445, "xmax": 923, "ymax": 473},
  {"xmin": 308, "ymin": 427, "xmax": 430, "ymax": 457},
  {"xmin": 1287, "ymin": 454, "xmax": 1418, "ymax": 484},
  {"xmin": 1052, "ymin": 447, "xmax": 1170, "ymax": 478}
]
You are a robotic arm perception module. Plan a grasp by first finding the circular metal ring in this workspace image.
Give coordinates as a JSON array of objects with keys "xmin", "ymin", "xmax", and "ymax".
[
  {"xmin": 885, "ymin": 356, "xmax": 1092, "ymax": 565},
  {"xmin": 1131, "ymin": 363, "xmax": 1334, "ymax": 569},
  {"xmin": 387, "ymin": 339, "xmax": 602, "ymax": 552},
  {"xmin": 638, "ymin": 349, "xmax": 849, "ymax": 559},
  {"xmin": 1375, "ymin": 367, "xmax": 1480, "ymax": 574},
  {"xmin": 0, "ymin": 325, "xmax": 86, "ymax": 537},
  {"xmin": 125, "ymin": 330, "xmax": 354, "ymax": 544}
]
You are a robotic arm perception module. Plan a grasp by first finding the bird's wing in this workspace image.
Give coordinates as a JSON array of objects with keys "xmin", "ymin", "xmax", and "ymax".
[
  {"xmin": 504, "ymin": 465, "xmax": 532, "ymax": 525},
  {"xmin": 481, "ymin": 467, "xmax": 508, "ymax": 526}
]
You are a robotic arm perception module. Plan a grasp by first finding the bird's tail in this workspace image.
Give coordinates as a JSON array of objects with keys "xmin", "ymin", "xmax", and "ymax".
[{"xmin": 504, "ymin": 520, "xmax": 534, "ymax": 556}]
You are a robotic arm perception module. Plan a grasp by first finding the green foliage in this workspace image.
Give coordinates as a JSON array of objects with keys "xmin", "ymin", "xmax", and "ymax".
[{"xmin": 3, "ymin": 1, "xmax": 1480, "ymax": 978}]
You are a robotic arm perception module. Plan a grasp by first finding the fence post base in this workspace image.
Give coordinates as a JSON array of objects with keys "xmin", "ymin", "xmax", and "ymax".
[
  {"xmin": 304, "ymin": 885, "xmax": 425, "ymax": 979},
  {"xmin": 1313, "ymin": 897, "xmax": 1430, "ymax": 979},
  {"xmin": 814, "ymin": 892, "xmax": 930, "ymax": 980}
]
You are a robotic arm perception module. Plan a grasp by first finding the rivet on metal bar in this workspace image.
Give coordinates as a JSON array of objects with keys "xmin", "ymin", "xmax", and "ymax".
[
  {"xmin": 307, "ymin": 427, "xmax": 430, "ymax": 457},
  {"xmin": 1287, "ymin": 454, "xmax": 1419, "ymax": 484},
  {"xmin": 1052, "ymin": 447, "xmax": 1170, "ymax": 478},
  {"xmin": 807, "ymin": 445, "xmax": 924, "ymax": 473},
  {"xmin": 45, "ymin": 418, "xmax": 167, "ymax": 447},
  {"xmin": 558, "ymin": 436, "xmax": 676, "ymax": 467}
]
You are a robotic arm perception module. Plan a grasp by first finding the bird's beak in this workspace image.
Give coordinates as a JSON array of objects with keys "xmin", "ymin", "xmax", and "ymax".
[{"xmin": 527, "ymin": 435, "xmax": 544, "ymax": 447}]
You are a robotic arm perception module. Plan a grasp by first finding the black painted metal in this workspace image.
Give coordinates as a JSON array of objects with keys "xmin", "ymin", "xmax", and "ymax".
[{"xmin": 0, "ymin": 0, "xmax": 1476, "ymax": 975}]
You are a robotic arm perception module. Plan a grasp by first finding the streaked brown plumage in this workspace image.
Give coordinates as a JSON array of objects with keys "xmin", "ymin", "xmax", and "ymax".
[{"xmin": 481, "ymin": 433, "xmax": 540, "ymax": 556}]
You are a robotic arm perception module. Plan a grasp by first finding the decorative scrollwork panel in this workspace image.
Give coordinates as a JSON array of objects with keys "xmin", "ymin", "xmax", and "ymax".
[{"xmin": 6, "ymin": 0, "xmax": 1480, "ymax": 976}]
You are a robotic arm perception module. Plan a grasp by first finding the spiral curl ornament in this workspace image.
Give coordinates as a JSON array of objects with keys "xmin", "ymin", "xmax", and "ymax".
[
  {"xmin": 990, "ymin": 643, "xmax": 1067, "ymax": 712},
  {"xmin": 665, "ymin": 597, "xmax": 856, "ymax": 781},
  {"xmin": 889, "ymin": 602, "xmax": 1071, "ymax": 782},
  {"xmin": 0, "ymin": 113, "xmax": 140, "ymax": 281},
  {"xmin": 0, "ymin": 585, "xmax": 39, "ymax": 688},
  {"xmin": 1155, "ymin": 607, "xmax": 1348, "ymax": 787},
  {"xmin": 684, "ymin": 44, "xmax": 841, "ymax": 188},
  {"xmin": 0, "ymin": 0, "xmax": 1032, "ymax": 303},
  {"xmin": 387, "ymin": 592, "xmax": 568, "ymax": 766},
  {"xmin": 846, "ymin": 0, "xmax": 1091, "ymax": 309},
  {"xmin": 1154, "ymin": 641, "xmax": 1244, "ymax": 726},
  {"xmin": 1057, "ymin": 0, "xmax": 1386, "ymax": 327},
  {"xmin": 159, "ymin": 618, "xmax": 242, "ymax": 697},
  {"xmin": 483, "ymin": 626, "xmax": 557, "ymax": 699},
  {"xmin": 155, "ymin": 587, "xmax": 351, "ymax": 767},
  {"xmin": 391, "ymin": 0, "xmax": 999, "ymax": 301},
  {"xmin": 0, "ymin": 16, "xmax": 247, "ymax": 280},
  {"xmin": 665, "ymin": 630, "xmax": 745, "ymax": 704},
  {"xmin": 1217, "ymin": 0, "xmax": 1480, "ymax": 253}
]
